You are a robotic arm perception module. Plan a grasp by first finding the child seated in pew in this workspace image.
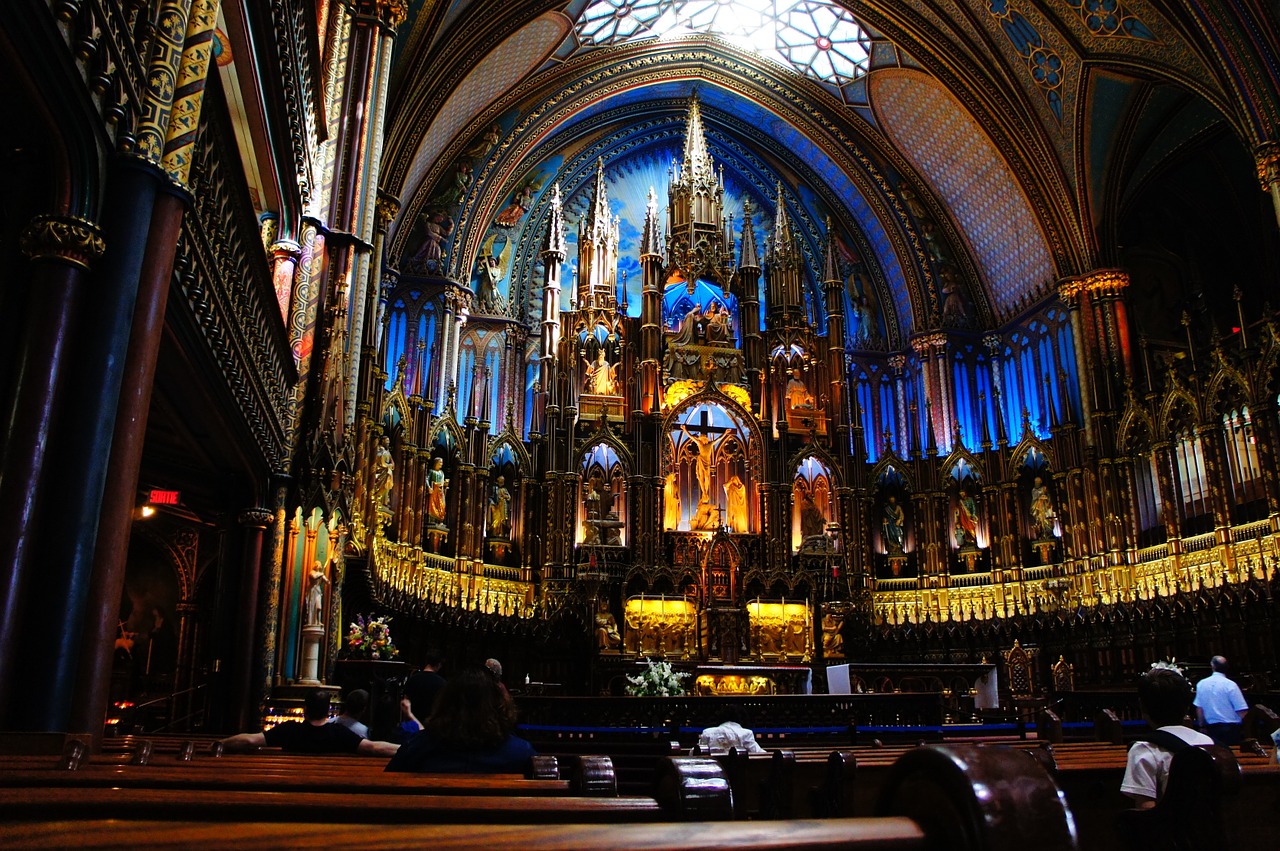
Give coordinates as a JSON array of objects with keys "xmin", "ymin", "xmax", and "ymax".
[
  {"xmin": 1121, "ymin": 663, "xmax": 1213, "ymax": 809},
  {"xmin": 697, "ymin": 707, "xmax": 766, "ymax": 755},
  {"xmin": 385, "ymin": 667, "xmax": 536, "ymax": 774},
  {"xmin": 221, "ymin": 690, "xmax": 399, "ymax": 757},
  {"xmin": 331, "ymin": 689, "xmax": 369, "ymax": 739}
]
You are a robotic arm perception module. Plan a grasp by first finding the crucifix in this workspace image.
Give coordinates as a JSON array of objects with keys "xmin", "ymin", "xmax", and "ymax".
[{"xmin": 678, "ymin": 408, "xmax": 735, "ymax": 530}]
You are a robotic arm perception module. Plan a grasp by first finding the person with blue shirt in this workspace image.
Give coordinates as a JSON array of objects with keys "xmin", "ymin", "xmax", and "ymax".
[{"xmin": 1194, "ymin": 655, "xmax": 1249, "ymax": 746}]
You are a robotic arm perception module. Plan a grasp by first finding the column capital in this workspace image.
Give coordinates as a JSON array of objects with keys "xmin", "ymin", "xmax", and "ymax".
[
  {"xmin": 238, "ymin": 508, "xmax": 275, "ymax": 529},
  {"xmin": 1256, "ymin": 141, "xmax": 1280, "ymax": 188},
  {"xmin": 375, "ymin": 192, "xmax": 401, "ymax": 233},
  {"xmin": 356, "ymin": 0, "xmax": 409, "ymax": 27},
  {"xmin": 269, "ymin": 239, "xmax": 302, "ymax": 262},
  {"xmin": 19, "ymin": 215, "xmax": 106, "ymax": 270},
  {"xmin": 1059, "ymin": 268, "xmax": 1129, "ymax": 301}
]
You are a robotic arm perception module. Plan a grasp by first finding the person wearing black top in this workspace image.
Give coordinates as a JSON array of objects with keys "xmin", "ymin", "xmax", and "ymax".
[
  {"xmin": 403, "ymin": 653, "xmax": 446, "ymax": 720},
  {"xmin": 220, "ymin": 690, "xmax": 399, "ymax": 756},
  {"xmin": 386, "ymin": 667, "xmax": 535, "ymax": 774}
]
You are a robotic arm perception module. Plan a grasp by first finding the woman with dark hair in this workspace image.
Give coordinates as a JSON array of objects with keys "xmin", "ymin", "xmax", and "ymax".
[{"xmin": 385, "ymin": 667, "xmax": 535, "ymax": 773}]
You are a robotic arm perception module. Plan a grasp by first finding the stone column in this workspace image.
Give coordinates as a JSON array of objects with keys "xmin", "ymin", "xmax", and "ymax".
[
  {"xmin": 0, "ymin": 215, "xmax": 104, "ymax": 724},
  {"xmin": 70, "ymin": 0, "xmax": 221, "ymax": 741},
  {"xmin": 231, "ymin": 509, "xmax": 273, "ymax": 731}
]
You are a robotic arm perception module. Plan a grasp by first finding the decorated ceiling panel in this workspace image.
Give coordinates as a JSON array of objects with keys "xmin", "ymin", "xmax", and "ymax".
[{"xmin": 870, "ymin": 69, "xmax": 1056, "ymax": 317}]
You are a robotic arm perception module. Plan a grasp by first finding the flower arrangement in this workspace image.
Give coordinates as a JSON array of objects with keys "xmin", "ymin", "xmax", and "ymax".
[
  {"xmin": 343, "ymin": 613, "xmax": 398, "ymax": 660},
  {"xmin": 625, "ymin": 658, "xmax": 689, "ymax": 697},
  {"xmin": 1149, "ymin": 658, "xmax": 1185, "ymax": 676}
]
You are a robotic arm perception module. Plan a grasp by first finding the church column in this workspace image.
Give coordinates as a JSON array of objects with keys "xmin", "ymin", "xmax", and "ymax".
[
  {"xmin": 1056, "ymin": 281, "xmax": 1095, "ymax": 446},
  {"xmin": 231, "ymin": 509, "xmax": 274, "ymax": 731},
  {"xmin": 1151, "ymin": 441, "xmax": 1182, "ymax": 546},
  {"xmin": 69, "ymin": 0, "xmax": 221, "ymax": 740},
  {"xmin": 269, "ymin": 239, "xmax": 303, "ymax": 322},
  {"xmin": 1256, "ymin": 142, "xmax": 1280, "ymax": 231},
  {"xmin": 0, "ymin": 215, "xmax": 104, "ymax": 722},
  {"xmin": 1197, "ymin": 423, "xmax": 1235, "ymax": 548}
]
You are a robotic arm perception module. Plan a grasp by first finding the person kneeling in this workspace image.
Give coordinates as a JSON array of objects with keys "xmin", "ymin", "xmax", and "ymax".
[
  {"xmin": 221, "ymin": 689, "xmax": 399, "ymax": 757},
  {"xmin": 385, "ymin": 666, "xmax": 535, "ymax": 773}
]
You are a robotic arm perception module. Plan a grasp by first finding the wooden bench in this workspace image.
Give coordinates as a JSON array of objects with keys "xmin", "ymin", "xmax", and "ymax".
[{"xmin": 0, "ymin": 744, "xmax": 1078, "ymax": 851}]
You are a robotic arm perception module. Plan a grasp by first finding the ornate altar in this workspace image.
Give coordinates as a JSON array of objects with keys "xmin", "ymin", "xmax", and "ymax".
[
  {"xmin": 747, "ymin": 600, "xmax": 812, "ymax": 662},
  {"xmin": 623, "ymin": 596, "xmax": 697, "ymax": 658}
]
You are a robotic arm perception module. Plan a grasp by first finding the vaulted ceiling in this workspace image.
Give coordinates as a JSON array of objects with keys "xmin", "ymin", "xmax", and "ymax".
[{"xmin": 378, "ymin": 1, "xmax": 1280, "ymax": 342}]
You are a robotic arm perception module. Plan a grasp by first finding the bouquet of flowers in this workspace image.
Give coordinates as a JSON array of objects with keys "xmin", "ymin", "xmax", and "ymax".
[
  {"xmin": 625, "ymin": 658, "xmax": 689, "ymax": 697},
  {"xmin": 344, "ymin": 613, "xmax": 398, "ymax": 660}
]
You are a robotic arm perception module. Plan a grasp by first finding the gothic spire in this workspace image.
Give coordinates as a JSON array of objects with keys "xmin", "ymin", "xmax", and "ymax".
[
  {"xmin": 641, "ymin": 185, "xmax": 661, "ymax": 257},
  {"xmin": 542, "ymin": 183, "xmax": 566, "ymax": 258},
  {"xmin": 738, "ymin": 197, "xmax": 760, "ymax": 269},
  {"xmin": 823, "ymin": 218, "xmax": 841, "ymax": 283},
  {"xmin": 586, "ymin": 158, "xmax": 611, "ymax": 240},
  {"xmin": 770, "ymin": 181, "xmax": 798, "ymax": 264},
  {"xmin": 682, "ymin": 90, "xmax": 714, "ymax": 185}
]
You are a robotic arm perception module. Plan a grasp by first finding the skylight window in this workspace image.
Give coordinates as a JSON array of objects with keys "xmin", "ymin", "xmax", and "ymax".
[{"xmin": 576, "ymin": 0, "xmax": 872, "ymax": 87}]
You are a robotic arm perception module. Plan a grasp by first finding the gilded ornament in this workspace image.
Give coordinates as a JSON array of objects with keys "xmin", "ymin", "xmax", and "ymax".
[{"xmin": 19, "ymin": 215, "xmax": 106, "ymax": 270}]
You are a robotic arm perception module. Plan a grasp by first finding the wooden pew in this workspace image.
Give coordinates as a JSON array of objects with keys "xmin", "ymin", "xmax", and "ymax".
[{"xmin": 0, "ymin": 744, "xmax": 1079, "ymax": 851}]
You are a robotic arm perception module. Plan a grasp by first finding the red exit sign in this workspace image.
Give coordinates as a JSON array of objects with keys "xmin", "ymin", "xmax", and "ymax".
[{"xmin": 149, "ymin": 489, "xmax": 180, "ymax": 505}]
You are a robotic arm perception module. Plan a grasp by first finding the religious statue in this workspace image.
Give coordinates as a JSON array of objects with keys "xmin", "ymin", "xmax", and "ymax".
[
  {"xmin": 704, "ymin": 302, "xmax": 731, "ymax": 344},
  {"xmin": 882, "ymin": 495, "xmax": 905, "ymax": 553},
  {"xmin": 723, "ymin": 474, "xmax": 748, "ymax": 533},
  {"xmin": 494, "ymin": 182, "xmax": 534, "ymax": 228},
  {"xmin": 595, "ymin": 598, "xmax": 621, "ymax": 652},
  {"xmin": 488, "ymin": 475, "xmax": 511, "ymax": 538},
  {"xmin": 663, "ymin": 471, "xmax": 682, "ymax": 530},
  {"xmin": 304, "ymin": 561, "xmax": 328, "ymax": 626},
  {"xmin": 822, "ymin": 611, "xmax": 845, "ymax": 658},
  {"xmin": 797, "ymin": 489, "xmax": 826, "ymax": 542},
  {"xmin": 426, "ymin": 456, "xmax": 449, "ymax": 526},
  {"xmin": 679, "ymin": 423, "xmax": 731, "ymax": 505},
  {"xmin": 670, "ymin": 304, "xmax": 704, "ymax": 346},
  {"xmin": 583, "ymin": 347, "xmax": 617, "ymax": 395},
  {"xmin": 954, "ymin": 489, "xmax": 979, "ymax": 547},
  {"xmin": 476, "ymin": 255, "xmax": 503, "ymax": 312},
  {"xmin": 1030, "ymin": 476, "xmax": 1057, "ymax": 539},
  {"xmin": 410, "ymin": 211, "xmax": 454, "ymax": 264},
  {"xmin": 372, "ymin": 436, "xmax": 395, "ymax": 510},
  {"xmin": 786, "ymin": 368, "xmax": 815, "ymax": 410}
]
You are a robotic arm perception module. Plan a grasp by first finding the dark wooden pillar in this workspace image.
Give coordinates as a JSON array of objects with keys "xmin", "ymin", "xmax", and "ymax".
[{"xmin": 232, "ymin": 509, "xmax": 273, "ymax": 731}]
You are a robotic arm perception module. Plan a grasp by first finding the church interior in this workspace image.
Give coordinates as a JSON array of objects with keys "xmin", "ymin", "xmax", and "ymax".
[{"xmin": 4, "ymin": 0, "xmax": 1280, "ymax": 776}]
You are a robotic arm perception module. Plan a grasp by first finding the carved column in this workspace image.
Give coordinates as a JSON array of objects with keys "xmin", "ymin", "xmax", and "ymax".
[
  {"xmin": 1056, "ymin": 281, "xmax": 1095, "ymax": 446},
  {"xmin": 231, "ymin": 509, "xmax": 273, "ymax": 731},
  {"xmin": 269, "ymin": 239, "xmax": 302, "ymax": 322},
  {"xmin": 1151, "ymin": 442, "xmax": 1181, "ymax": 543},
  {"xmin": 1256, "ymin": 142, "xmax": 1280, "ymax": 231},
  {"xmin": 0, "ymin": 215, "xmax": 104, "ymax": 726},
  {"xmin": 71, "ymin": 0, "xmax": 222, "ymax": 742}
]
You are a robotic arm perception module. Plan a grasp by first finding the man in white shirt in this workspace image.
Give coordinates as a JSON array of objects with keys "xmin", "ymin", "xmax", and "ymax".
[
  {"xmin": 697, "ymin": 708, "xmax": 766, "ymax": 755},
  {"xmin": 1193, "ymin": 656, "xmax": 1249, "ymax": 746},
  {"xmin": 1121, "ymin": 665, "xmax": 1213, "ymax": 808}
]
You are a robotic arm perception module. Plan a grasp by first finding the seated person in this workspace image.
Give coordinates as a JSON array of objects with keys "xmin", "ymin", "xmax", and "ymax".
[
  {"xmin": 330, "ymin": 688, "xmax": 369, "ymax": 739},
  {"xmin": 385, "ymin": 667, "xmax": 535, "ymax": 773},
  {"xmin": 398, "ymin": 696, "xmax": 423, "ymax": 741},
  {"xmin": 1120, "ymin": 665, "xmax": 1213, "ymax": 808},
  {"xmin": 221, "ymin": 689, "xmax": 398, "ymax": 756},
  {"xmin": 697, "ymin": 708, "xmax": 766, "ymax": 755}
]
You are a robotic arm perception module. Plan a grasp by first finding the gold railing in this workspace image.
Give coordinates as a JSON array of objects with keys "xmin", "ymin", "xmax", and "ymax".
[{"xmin": 371, "ymin": 536, "xmax": 535, "ymax": 618}]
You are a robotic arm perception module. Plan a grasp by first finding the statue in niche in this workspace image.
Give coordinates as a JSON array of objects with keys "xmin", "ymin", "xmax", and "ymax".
[
  {"xmin": 410, "ymin": 210, "xmax": 453, "ymax": 264},
  {"xmin": 583, "ymin": 347, "xmax": 618, "ymax": 395},
  {"xmin": 488, "ymin": 475, "xmax": 511, "ymax": 538},
  {"xmin": 304, "ymin": 561, "xmax": 328, "ymax": 626},
  {"xmin": 940, "ymin": 266, "xmax": 968, "ymax": 324},
  {"xmin": 786, "ymin": 368, "xmax": 815, "ymax": 410},
  {"xmin": 822, "ymin": 610, "xmax": 845, "ymax": 658},
  {"xmin": 372, "ymin": 436, "xmax": 395, "ymax": 509},
  {"xmin": 679, "ymin": 423, "xmax": 731, "ymax": 507},
  {"xmin": 882, "ymin": 495, "xmax": 905, "ymax": 553},
  {"xmin": 723, "ymin": 474, "xmax": 748, "ymax": 533},
  {"xmin": 704, "ymin": 302, "xmax": 731, "ymax": 344},
  {"xmin": 595, "ymin": 598, "xmax": 621, "ymax": 652},
  {"xmin": 954, "ymin": 488, "xmax": 979, "ymax": 548},
  {"xmin": 476, "ymin": 255, "xmax": 503, "ymax": 312},
  {"xmin": 426, "ymin": 457, "xmax": 449, "ymax": 526},
  {"xmin": 663, "ymin": 471, "xmax": 682, "ymax": 530},
  {"xmin": 670, "ymin": 304, "xmax": 704, "ymax": 346},
  {"xmin": 1030, "ymin": 476, "xmax": 1057, "ymax": 539},
  {"xmin": 897, "ymin": 184, "xmax": 929, "ymax": 220},
  {"xmin": 494, "ymin": 182, "xmax": 535, "ymax": 228},
  {"xmin": 797, "ymin": 489, "xmax": 827, "ymax": 542}
]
